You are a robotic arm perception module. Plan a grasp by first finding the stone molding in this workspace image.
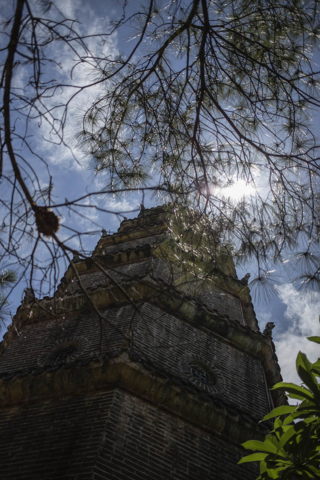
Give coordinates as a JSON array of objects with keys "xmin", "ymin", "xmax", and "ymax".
[
  {"xmin": 0, "ymin": 354, "xmax": 269, "ymax": 446},
  {"xmin": 180, "ymin": 353, "xmax": 227, "ymax": 395}
]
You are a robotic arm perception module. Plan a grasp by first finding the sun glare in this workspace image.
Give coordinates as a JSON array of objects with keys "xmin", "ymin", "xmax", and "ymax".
[{"xmin": 214, "ymin": 179, "xmax": 256, "ymax": 201}]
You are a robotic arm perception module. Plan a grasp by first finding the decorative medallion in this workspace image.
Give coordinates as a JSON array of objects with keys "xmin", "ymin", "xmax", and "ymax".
[
  {"xmin": 37, "ymin": 336, "xmax": 89, "ymax": 366},
  {"xmin": 180, "ymin": 353, "xmax": 226, "ymax": 394}
]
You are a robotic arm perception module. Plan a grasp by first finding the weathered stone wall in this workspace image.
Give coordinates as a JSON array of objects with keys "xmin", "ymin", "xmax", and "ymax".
[
  {"xmin": 132, "ymin": 303, "xmax": 269, "ymax": 419},
  {"xmin": 0, "ymin": 305, "xmax": 133, "ymax": 375},
  {"xmin": 64, "ymin": 257, "xmax": 244, "ymax": 324},
  {"xmin": 93, "ymin": 389, "xmax": 258, "ymax": 480},
  {"xmin": 0, "ymin": 302, "xmax": 269, "ymax": 419},
  {"xmin": 0, "ymin": 388, "xmax": 258, "ymax": 480},
  {"xmin": 0, "ymin": 390, "xmax": 114, "ymax": 480}
]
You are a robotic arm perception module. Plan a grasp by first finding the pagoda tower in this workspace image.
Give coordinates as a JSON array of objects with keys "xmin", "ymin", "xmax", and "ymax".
[{"xmin": 0, "ymin": 205, "xmax": 284, "ymax": 480}]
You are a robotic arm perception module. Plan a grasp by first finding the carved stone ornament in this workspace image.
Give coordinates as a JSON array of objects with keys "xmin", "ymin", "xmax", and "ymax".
[
  {"xmin": 180, "ymin": 353, "xmax": 226, "ymax": 395},
  {"xmin": 37, "ymin": 336, "xmax": 89, "ymax": 367}
]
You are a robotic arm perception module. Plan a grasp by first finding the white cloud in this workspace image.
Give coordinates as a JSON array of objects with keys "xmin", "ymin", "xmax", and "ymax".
[
  {"xmin": 21, "ymin": 0, "xmax": 119, "ymax": 173},
  {"xmin": 273, "ymin": 284, "xmax": 320, "ymax": 384},
  {"xmin": 52, "ymin": 0, "xmax": 82, "ymax": 19},
  {"xmin": 0, "ymin": 1, "xmax": 122, "ymax": 298},
  {"xmin": 257, "ymin": 311, "xmax": 272, "ymax": 326},
  {"xmin": 103, "ymin": 197, "xmax": 140, "ymax": 225}
]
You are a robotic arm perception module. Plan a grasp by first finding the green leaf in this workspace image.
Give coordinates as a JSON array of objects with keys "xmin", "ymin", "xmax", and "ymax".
[
  {"xmin": 297, "ymin": 352, "xmax": 320, "ymax": 397},
  {"xmin": 307, "ymin": 336, "xmax": 320, "ymax": 344},
  {"xmin": 265, "ymin": 436, "xmax": 281, "ymax": 451},
  {"xmin": 238, "ymin": 453, "xmax": 269, "ymax": 464},
  {"xmin": 242, "ymin": 440, "xmax": 278, "ymax": 454},
  {"xmin": 262, "ymin": 405, "xmax": 297, "ymax": 422},
  {"xmin": 297, "ymin": 351, "xmax": 313, "ymax": 373},
  {"xmin": 283, "ymin": 414, "xmax": 296, "ymax": 426},
  {"xmin": 302, "ymin": 467, "xmax": 318, "ymax": 478},
  {"xmin": 265, "ymin": 467, "xmax": 280, "ymax": 479},
  {"xmin": 288, "ymin": 393, "xmax": 314, "ymax": 401},
  {"xmin": 292, "ymin": 412, "xmax": 320, "ymax": 422},
  {"xmin": 238, "ymin": 340, "xmax": 320, "ymax": 480},
  {"xmin": 278, "ymin": 422, "xmax": 306, "ymax": 450},
  {"xmin": 311, "ymin": 360, "xmax": 320, "ymax": 375},
  {"xmin": 272, "ymin": 382, "xmax": 315, "ymax": 401},
  {"xmin": 298, "ymin": 367, "xmax": 319, "ymax": 397},
  {"xmin": 273, "ymin": 417, "xmax": 283, "ymax": 430},
  {"xmin": 308, "ymin": 465, "xmax": 320, "ymax": 477},
  {"xmin": 260, "ymin": 460, "xmax": 267, "ymax": 474}
]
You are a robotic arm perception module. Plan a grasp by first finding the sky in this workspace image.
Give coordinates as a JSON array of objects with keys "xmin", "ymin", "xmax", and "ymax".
[{"xmin": 0, "ymin": 0, "xmax": 319, "ymax": 387}]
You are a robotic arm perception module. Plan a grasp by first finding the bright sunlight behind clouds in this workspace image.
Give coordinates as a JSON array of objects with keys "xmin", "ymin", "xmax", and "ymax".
[
  {"xmin": 211, "ymin": 178, "xmax": 257, "ymax": 201},
  {"xmin": 220, "ymin": 178, "xmax": 256, "ymax": 200}
]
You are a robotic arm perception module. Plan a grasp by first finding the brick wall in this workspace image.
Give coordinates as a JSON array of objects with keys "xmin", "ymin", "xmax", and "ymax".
[
  {"xmin": 0, "ymin": 302, "xmax": 268, "ymax": 419},
  {"xmin": 0, "ymin": 388, "xmax": 258, "ymax": 479},
  {"xmin": 66, "ymin": 257, "xmax": 243, "ymax": 323},
  {"xmin": 0, "ymin": 305, "xmax": 133, "ymax": 374},
  {"xmin": 100, "ymin": 234, "xmax": 163, "ymax": 255},
  {"xmin": 0, "ymin": 390, "xmax": 114, "ymax": 480},
  {"xmin": 93, "ymin": 389, "xmax": 259, "ymax": 480},
  {"xmin": 131, "ymin": 303, "xmax": 269, "ymax": 419}
]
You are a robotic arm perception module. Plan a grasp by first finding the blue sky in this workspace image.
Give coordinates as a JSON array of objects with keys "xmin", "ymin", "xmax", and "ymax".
[{"xmin": 1, "ymin": 0, "xmax": 319, "ymax": 386}]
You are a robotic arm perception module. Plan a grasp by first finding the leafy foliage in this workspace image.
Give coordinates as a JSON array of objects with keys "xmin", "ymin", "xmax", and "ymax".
[
  {"xmin": 1, "ymin": 0, "xmax": 320, "ymax": 302},
  {"xmin": 78, "ymin": 0, "xmax": 320, "ymax": 289},
  {"xmin": 239, "ymin": 336, "xmax": 320, "ymax": 479}
]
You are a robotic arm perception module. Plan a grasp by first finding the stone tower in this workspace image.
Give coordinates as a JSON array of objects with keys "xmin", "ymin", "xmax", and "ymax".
[{"xmin": 0, "ymin": 205, "xmax": 284, "ymax": 480}]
